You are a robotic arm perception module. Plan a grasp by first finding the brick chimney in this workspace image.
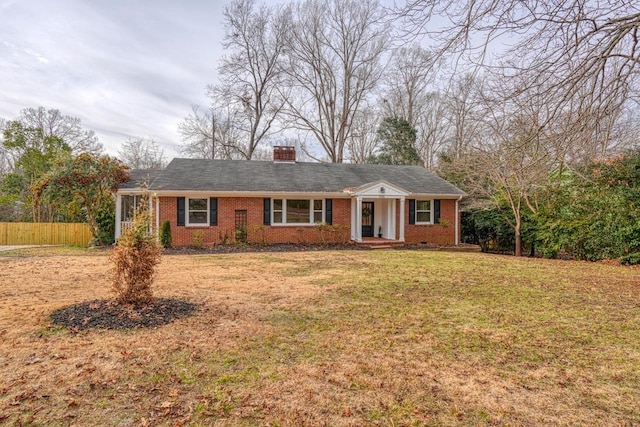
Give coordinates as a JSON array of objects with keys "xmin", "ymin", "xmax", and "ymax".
[{"xmin": 273, "ymin": 146, "xmax": 296, "ymax": 163}]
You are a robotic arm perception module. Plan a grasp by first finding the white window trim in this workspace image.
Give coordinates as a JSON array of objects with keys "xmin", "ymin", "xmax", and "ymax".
[
  {"xmin": 313, "ymin": 199, "xmax": 324, "ymax": 224},
  {"xmin": 415, "ymin": 199, "xmax": 434, "ymax": 225},
  {"xmin": 186, "ymin": 197, "xmax": 209, "ymax": 227},
  {"xmin": 271, "ymin": 198, "xmax": 325, "ymax": 226}
]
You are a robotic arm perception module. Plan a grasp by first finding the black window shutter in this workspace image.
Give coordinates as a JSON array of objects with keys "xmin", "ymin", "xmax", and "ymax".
[
  {"xmin": 177, "ymin": 197, "xmax": 185, "ymax": 226},
  {"xmin": 408, "ymin": 199, "xmax": 416, "ymax": 225},
  {"xmin": 210, "ymin": 197, "xmax": 218, "ymax": 226},
  {"xmin": 325, "ymin": 199, "xmax": 333, "ymax": 225},
  {"xmin": 263, "ymin": 198, "xmax": 271, "ymax": 225},
  {"xmin": 434, "ymin": 199, "xmax": 441, "ymax": 224}
]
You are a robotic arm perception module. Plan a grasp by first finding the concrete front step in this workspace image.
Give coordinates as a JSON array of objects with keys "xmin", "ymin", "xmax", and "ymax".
[{"xmin": 354, "ymin": 239, "xmax": 405, "ymax": 249}]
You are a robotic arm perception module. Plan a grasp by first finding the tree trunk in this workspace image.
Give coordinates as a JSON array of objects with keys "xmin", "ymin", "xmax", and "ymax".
[{"xmin": 514, "ymin": 219, "xmax": 522, "ymax": 257}]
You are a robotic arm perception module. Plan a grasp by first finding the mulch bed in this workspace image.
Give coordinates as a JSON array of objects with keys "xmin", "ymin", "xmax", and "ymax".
[
  {"xmin": 162, "ymin": 242, "xmax": 483, "ymax": 254},
  {"xmin": 50, "ymin": 298, "xmax": 198, "ymax": 331},
  {"xmin": 163, "ymin": 242, "xmax": 367, "ymax": 254}
]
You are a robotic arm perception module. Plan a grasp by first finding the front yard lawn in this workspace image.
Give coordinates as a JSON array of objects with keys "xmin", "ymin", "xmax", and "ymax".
[{"xmin": 1, "ymin": 248, "xmax": 639, "ymax": 425}]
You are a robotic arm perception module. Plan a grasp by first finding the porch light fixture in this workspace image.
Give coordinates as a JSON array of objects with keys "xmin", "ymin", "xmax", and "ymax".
[{"xmin": 380, "ymin": 186, "xmax": 385, "ymax": 194}]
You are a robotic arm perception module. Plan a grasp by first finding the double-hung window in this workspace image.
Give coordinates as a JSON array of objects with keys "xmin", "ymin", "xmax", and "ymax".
[
  {"xmin": 272, "ymin": 199, "xmax": 324, "ymax": 225},
  {"xmin": 187, "ymin": 198, "xmax": 208, "ymax": 226},
  {"xmin": 313, "ymin": 200, "xmax": 323, "ymax": 223},
  {"xmin": 415, "ymin": 200, "xmax": 432, "ymax": 224}
]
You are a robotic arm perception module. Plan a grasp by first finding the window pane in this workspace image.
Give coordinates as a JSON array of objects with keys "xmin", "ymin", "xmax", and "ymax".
[
  {"xmin": 273, "ymin": 212, "xmax": 283, "ymax": 223},
  {"xmin": 417, "ymin": 200, "xmax": 430, "ymax": 211},
  {"xmin": 314, "ymin": 200, "xmax": 322, "ymax": 210},
  {"xmin": 417, "ymin": 212, "xmax": 430, "ymax": 223},
  {"xmin": 189, "ymin": 211, "xmax": 207, "ymax": 224},
  {"xmin": 287, "ymin": 199, "xmax": 310, "ymax": 223},
  {"xmin": 273, "ymin": 199, "xmax": 282, "ymax": 210},
  {"xmin": 121, "ymin": 195, "xmax": 135, "ymax": 221},
  {"xmin": 314, "ymin": 211, "xmax": 323, "ymax": 223},
  {"xmin": 189, "ymin": 198, "xmax": 207, "ymax": 210}
]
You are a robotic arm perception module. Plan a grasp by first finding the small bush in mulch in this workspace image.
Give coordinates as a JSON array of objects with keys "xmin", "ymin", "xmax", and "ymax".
[
  {"xmin": 110, "ymin": 197, "xmax": 162, "ymax": 304},
  {"xmin": 50, "ymin": 298, "xmax": 198, "ymax": 331}
]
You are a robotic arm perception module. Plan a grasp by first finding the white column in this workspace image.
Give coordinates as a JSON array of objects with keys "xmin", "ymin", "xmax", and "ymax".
[
  {"xmin": 115, "ymin": 194, "xmax": 122, "ymax": 240},
  {"xmin": 155, "ymin": 194, "xmax": 160, "ymax": 242},
  {"xmin": 148, "ymin": 194, "xmax": 154, "ymax": 235},
  {"xmin": 355, "ymin": 196, "xmax": 363, "ymax": 242},
  {"xmin": 399, "ymin": 196, "xmax": 405, "ymax": 242},
  {"xmin": 389, "ymin": 199, "xmax": 395, "ymax": 240},
  {"xmin": 350, "ymin": 198, "xmax": 356, "ymax": 241},
  {"xmin": 455, "ymin": 198, "xmax": 460, "ymax": 245}
]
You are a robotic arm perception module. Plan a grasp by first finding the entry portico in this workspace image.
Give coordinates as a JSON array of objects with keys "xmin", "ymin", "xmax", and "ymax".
[{"xmin": 347, "ymin": 180, "xmax": 409, "ymax": 243}]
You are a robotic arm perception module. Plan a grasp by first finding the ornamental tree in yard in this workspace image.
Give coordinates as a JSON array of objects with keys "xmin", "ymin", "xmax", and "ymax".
[{"xmin": 32, "ymin": 153, "xmax": 129, "ymax": 243}]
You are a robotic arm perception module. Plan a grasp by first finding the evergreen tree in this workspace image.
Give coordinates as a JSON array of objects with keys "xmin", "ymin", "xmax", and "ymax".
[{"xmin": 367, "ymin": 117, "xmax": 421, "ymax": 166}]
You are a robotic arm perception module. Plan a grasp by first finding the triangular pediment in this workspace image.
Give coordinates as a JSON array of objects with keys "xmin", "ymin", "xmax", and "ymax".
[{"xmin": 350, "ymin": 180, "xmax": 410, "ymax": 197}]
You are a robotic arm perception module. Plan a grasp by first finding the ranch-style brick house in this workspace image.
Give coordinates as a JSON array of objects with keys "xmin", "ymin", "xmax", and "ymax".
[{"xmin": 115, "ymin": 147, "xmax": 465, "ymax": 247}]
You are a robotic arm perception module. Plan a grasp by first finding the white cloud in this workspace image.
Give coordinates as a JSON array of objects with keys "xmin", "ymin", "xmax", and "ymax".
[{"xmin": 0, "ymin": 0, "xmax": 231, "ymax": 159}]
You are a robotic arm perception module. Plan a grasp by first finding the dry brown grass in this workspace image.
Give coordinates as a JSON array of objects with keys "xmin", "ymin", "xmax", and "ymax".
[{"xmin": 1, "ymin": 247, "xmax": 639, "ymax": 426}]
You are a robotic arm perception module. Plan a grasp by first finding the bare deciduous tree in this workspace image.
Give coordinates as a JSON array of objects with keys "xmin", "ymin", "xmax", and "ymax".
[
  {"xmin": 396, "ymin": 0, "xmax": 640, "ymax": 126},
  {"xmin": 345, "ymin": 108, "xmax": 381, "ymax": 164},
  {"xmin": 381, "ymin": 44, "xmax": 436, "ymax": 126},
  {"xmin": 282, "ymin": 0, "xmax": 389, "ymax": 163},
  {"xmin": 441, "ymin": 70, "xmax": 582, "ymax": 257},
  {"xmin": 394, "ymin": 0, "xmax": 640, "ymax": 255},
  {"xmin": 118, "ymin": 137, "xmax": 166, "ymax": 169},
  {"xmin": 0, "ymin": 119, "xmax": 12, "ymax": 175},
  {"xmin": 441, "ymin": 95, "xmax": 553, "ymax": 256},
  {"xmin": 14, "ymin": 107, "xmax": 103, "ymax": 154},
  {"xmin": 210, "ymin": 0, "xmax": 288, "ymax": 160},
  {"xmin": 443, "ymin": 74, "xmax": 487, "ymax": 160},
  {"xmin": 414, "ymin": 91, "xmax": 450, "ymax": 170},
  {"xmin": 177, "ymin": 105, "xmax": 239, "ymax": 160},
  {"xmin": 0, "ymin": 149, "xmax": 10, "ymax": 176},
  {"xmin": 380, "ymin": 44, "xmax": 447, "ymax": 168},
  {"xmin": 605, "ymin": 106, "xmax": 640, "ymax": 156}
]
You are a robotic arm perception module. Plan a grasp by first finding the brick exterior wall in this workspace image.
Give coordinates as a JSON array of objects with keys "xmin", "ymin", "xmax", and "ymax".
[
  {"xmin": 158, "ymin": 196, "xmax": 458, "ymax": 247},
  {"xmin": 396, "ymin": 199, "xmax": 458, "ymax": 245},
  {"xmin": 158, "ymin": 197, "xmax": 351, "ymax": 246}
]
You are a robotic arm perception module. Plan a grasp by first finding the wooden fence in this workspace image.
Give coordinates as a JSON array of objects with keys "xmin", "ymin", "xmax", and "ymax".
[{"xmin": 0, "ymin": 222, "xmax": 93, "ymax": 246}]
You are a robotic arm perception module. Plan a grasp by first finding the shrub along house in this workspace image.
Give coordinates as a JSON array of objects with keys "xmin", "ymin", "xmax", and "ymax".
[{"xmin": 115, "ymin": 147, "xmax": 465, "ymax": 247}]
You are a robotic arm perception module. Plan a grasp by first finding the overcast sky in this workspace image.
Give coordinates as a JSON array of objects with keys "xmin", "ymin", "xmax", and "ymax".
[{"xmin": 0, "ymin": 0, "xmax": 252, "ymax": 159}]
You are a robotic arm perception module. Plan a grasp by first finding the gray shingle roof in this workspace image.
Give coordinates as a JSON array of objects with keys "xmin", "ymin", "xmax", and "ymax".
[
  {"xmin": 129, "ymin": 158, "xmax": 465, "ymax": 196},
  {"xmin": 119, "ymin": 169, "xmax": 163, "ymax": 190}
]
